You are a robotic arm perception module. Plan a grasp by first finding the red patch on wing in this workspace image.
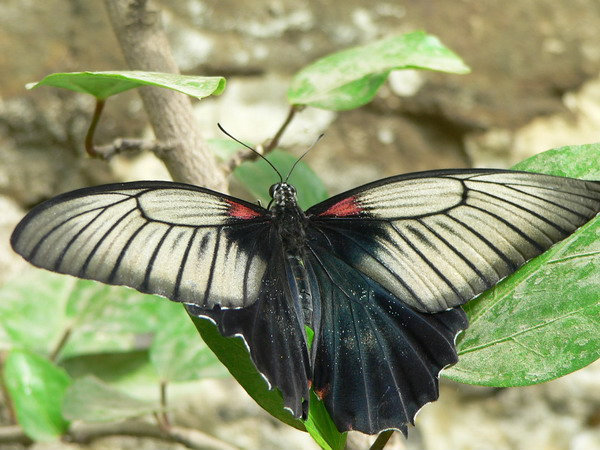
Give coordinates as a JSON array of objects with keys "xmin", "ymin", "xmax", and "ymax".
[
  {"xmin": 319, "ymin": 196, "xmax": 363, "ymax": 217},
  {"xmin": 227, "ymin": 200, "xmax": 261, "ymax": 220}
]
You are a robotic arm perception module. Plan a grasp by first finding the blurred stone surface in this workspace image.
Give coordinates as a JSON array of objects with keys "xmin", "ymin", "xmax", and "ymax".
[{"xmin": 1, "ymin": 1, "xmax": 599, "ymax": 450}]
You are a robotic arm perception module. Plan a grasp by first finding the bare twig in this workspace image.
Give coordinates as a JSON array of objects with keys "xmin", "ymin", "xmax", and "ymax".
[
  {"xmin": 92, "ymin": 137, "xmax": 172, "ymax": 159},
  {"xmin": 0, "ymin": 422, "xmax": 239, "ymax": 450},
  {"xmin": 159, "ymin": 380, "xmax": 170, "ymax": 429},
  {"xmin": 0, "ymin": 425, "xmax": 32, "ymax": 445},
  {"xmin": 103, "ymin": 0, "xmax": 227, "ymax": 190},
  {"xmin": 0, "ymin": 352, "xmax": 17, "ymax": 425},
  {"xmin": 224, "ymin": 104, "xmax": 302, "ymax": 174},
  {"xmin": 370, "ymin": 430, "xmax": 394, "ymax": 450},
  {"xmin": 263, "ymin": 104, "xmax": 302, "ymax": 154},
  {"xmin": 48, "ymin": 326, "xmax": 73, "ymax": 362}
]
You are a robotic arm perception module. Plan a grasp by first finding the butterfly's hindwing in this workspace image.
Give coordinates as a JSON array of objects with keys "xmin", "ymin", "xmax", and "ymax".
[
  {"xmin": 10, "ymin": 181, "xmax": 271, "ymax": 309},
  {"xmin": 308, "ymin": 169, "xmax": 600, "ymax": 313},
  {"xmin": 306, "ymin": 234, "xmax": 467, "ymax": 435}
]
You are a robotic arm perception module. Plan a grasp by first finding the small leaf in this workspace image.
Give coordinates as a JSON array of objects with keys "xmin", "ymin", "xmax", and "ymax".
[
  {"xmin": 27, "ymin": 71, "xmax": 226, "ymax": 100},
  {"xmin": 61, "ymin": 351, "xmax": 159, "ymax": 391},
  {"xmin": 188, "ymin": 314, "xmax": 306, "ymax": 432},
  {"xmin": 62, "ymin": 375, "xmax": 158, "ymax": 422},
  {"xmin": 444, "ymin": 144, "xmax": 600, "ymax": 386},
  {"xmin": 150, "ymin": 304, "xmax": 227, "ymax": 382},
  {"xmin": 3, "ymin": 349, "xmax": 71, "ymax": 441},
  {"xmin": 304, "ymin": 392, "xmax": 347, "ymax": 450},
  {"xmin": 288, "ymin": 31, "xmax": 469, "ymax": 110}
]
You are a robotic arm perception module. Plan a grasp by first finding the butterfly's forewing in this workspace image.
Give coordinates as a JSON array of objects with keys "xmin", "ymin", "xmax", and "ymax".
[
  {"xmin": 307, "ymin": 169, "xmax": 600, "ymax": 313},
  {"xmin": 306, "ymin": 237, "xmax": 467, "ymax": 435},
  {"xmin": 11, "ymin": 181, "xmax": 271, "ymax": 309},
  {"xmin": 11, "ymin": 181, "xmax": 312, "ymax": 417}
]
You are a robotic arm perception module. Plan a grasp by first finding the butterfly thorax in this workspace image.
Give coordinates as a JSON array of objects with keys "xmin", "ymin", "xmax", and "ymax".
[
  {"xmin": 269, "ymin": 182, "xmax": 308, "ymax": 256},
  {"xmin": 268, "ymin": 182, "xmax": 317, "ymax": 330}
]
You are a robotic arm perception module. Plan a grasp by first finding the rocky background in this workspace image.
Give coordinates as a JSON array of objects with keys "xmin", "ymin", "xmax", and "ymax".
[{"xmin": 1, "ymin": 1, "xmax": 600, "ymax": 449}]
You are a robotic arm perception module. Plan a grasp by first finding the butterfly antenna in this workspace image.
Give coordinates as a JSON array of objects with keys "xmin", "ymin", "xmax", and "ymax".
[
  {"xmin": 284, "ymin": 133, "xmax": 324, "ymax": 182},
  {"xmin": 217, "ymin": 123, "xmax": 283, "ymax": 182}
]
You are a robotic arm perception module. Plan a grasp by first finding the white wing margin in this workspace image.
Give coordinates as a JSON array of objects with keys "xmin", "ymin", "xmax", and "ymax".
[
  {"xmin": 308, "ymin": 170, "xmax": 600, "ymax": 313},
  {"xmin": 11, "ymin": 181, "xmax": 270, "ymax": 309}
]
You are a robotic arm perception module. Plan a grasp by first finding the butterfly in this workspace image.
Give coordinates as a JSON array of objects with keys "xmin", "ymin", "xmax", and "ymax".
[{"xmin": 10, "ymin": 165, "xmax": 600, "ymax": 435}]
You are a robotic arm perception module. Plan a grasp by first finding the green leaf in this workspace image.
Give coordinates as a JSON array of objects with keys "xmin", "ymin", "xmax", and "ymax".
[
  {"xmin": 3, "ymin": 349, "xmax": 71, "ymax": 441},
  {"xmin": 27, "ymin": 71, "xmax": 226, "ymax": 100},
  {"xmin": 288, "ymin": 31, "xmax": 470, "ymax": 110},
  {"xmin": 150, "ymin": 304, "xmax": 227, "ymax": 382},
  {"xmin": 0, "ymin": 269, "xmax": 179, "ymax": 359},
  {"xmin": 61, "ymin": 351, "xmax": 159, "ymax": 392},
  {"xmin": 303, "ymin": 392, "xmax": 347, "ymax": 450},
  {"xmin": 188, "ymin": 314, "xmax": 306, "ymax": 432},
  {"xmin": 62, "ymin": 375, "xmax": 159, "ymax": 422},
  {"xmin": 511, "ymin": 142, "xmax": 600, "ymax": 179},
  {"xmin": 444, "ymin": 144, "xmax": 600, "ymax": 385}
]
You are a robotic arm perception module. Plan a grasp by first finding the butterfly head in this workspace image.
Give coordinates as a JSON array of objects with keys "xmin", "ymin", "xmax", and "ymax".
[{"xmin": 269, "ymin": 182, "xmax": 297, "ymax": 207}]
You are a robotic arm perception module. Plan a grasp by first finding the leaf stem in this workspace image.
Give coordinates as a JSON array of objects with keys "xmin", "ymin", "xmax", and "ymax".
[
  {"xmin": 263, "ymin": 104, "xmax": 302, "ymax": 154},
  {"xmin": 224, "ymin": 104, "xmax": 302, "ymax": 174},
  {"xmin": 0, "ymin": 351, "xmax": 17, "ymax": 424},
  {"xmin": 49, "ymin": 326, "xmax": 73, "ymax": 362},
  {"xmin": 159, "ymin": 379, "xmax": 170, "ymax": 429},
  {"xmin": 370, "ymin": 430, "xmax": 394, "ymax": 450},
  {"xmin": 85, "ymin": 98, "xmax": 106, "ymax": 157}
]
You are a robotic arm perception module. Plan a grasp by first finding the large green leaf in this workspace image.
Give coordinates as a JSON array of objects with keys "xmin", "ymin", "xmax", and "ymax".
[
  {"xmin": 188, "ymin": 314, "xmax": 306, "ymax": 432},
  {"xmin": 303, "ymin": 392, "xmax": 347, "ymax": 450},
  {"xmin": 288, "ymin": 31, "xmax": 469, "ymax": 110},
  {"xmin": 3, "ymin": 349, "xmax": 71, "ymax": 441},
  {"xmin": 27, "ymin": 71, "xmax": 226, "ymax": 100},
  {"xmin": 0, "ymin": 270, "xmax": 179, "ymax": 359},
  {"xmin": 62, "ymin": 375, "xmax": 159, "ymax": 422},
  {"xmin": 444, "ymin": 143, "xmax": 600, "ymax": 385},
  {"xmin": 150, "ymin": 305, "xmax": 227, "ymax": 383}
]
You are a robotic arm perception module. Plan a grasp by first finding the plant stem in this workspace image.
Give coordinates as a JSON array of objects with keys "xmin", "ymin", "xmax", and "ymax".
[
  {"xmin": 224, "ymin": 104, "xmax": 302, "ymax": 174},
  {"xmin": 84, "ymin": 98, "xmax": 106, "ymax": 157},
  {"xmin": 263, "ymin": 104, "xmax": 302, "ymax": 154},
  {"xmin": 49, "ymin": 326, "xmax": 73, "ymax": 362},
  {"xmin": 0, "ymin": 422, "xmax": 239, "ymax": 450},
  {"xmin": 0, "ymin": 352, "xmax": 17, "ymax": 424},
  {"xmin": 160, "ymin": 379, "xmax": 170, "ymax": 429},
  {"xmin": 103, "ymin": 0, "xmax": 227, "ymax": 190},
  {"xmin": 370, "ymin": 430, "xmax": 394, "ymax": 450}
]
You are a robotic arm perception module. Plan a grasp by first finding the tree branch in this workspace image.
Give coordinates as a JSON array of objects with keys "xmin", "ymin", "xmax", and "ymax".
[
  {"xmin": 102, "ymin": 0, "xmax": 227, "ymax": 191},
  {"xmin": 0, "ymin": 422, "xmax": 239, "ymax": 450}
]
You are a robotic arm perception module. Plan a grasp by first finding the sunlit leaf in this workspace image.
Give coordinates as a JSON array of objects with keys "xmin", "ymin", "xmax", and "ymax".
[
  {"xmin": 288, "ymin": 31, "xmax": 469, "ymax": 110},
  {"xmin": 444, "ymin": 143, "xmax": 600, "ymax": 385},
  {"xmin": 27, "ymin": 71, "xmax": 226, "ymax": 100}
]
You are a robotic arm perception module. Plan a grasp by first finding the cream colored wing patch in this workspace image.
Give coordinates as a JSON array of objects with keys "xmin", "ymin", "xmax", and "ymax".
[
  {"xmin": 309, "ymin": 170, "xmax": 600, "ymax": 313},
  {"xmin": 11, "ymin": 182, "xmax": 269, "ymax": 309}
]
